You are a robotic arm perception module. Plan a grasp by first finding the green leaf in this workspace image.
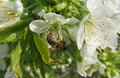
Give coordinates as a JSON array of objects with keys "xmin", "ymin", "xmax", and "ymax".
[
  {"xmin": 10, "ymin": 41, "xmax": 23, "ymax": 78},
  {"xmin": 17, "ymin": 33, "xmax": 45, "ymax": 78},
  {"xmin": 0, "ymin": 19, "xmax": 32, "ymax": 43},
  {"xmin": 34, "ymin": 34, "xmax": 50, "ymax": 64},
  {"xmin": 71, "ymin": 0, "xmax": 89, "ymax": 19},
  {"xmin": 33, "ymin": 63, "xmax": 44, "ymax": 78},
  {"xmin": 68, "ymin": 40, "xmax": 82, "ymax": 62},
  {"xmin": 21, "ymin": 0, "xmax": 36, "ymax": 8}
]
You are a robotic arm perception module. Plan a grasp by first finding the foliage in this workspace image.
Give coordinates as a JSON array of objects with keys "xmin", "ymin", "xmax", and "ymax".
[{"xmin": 0, "ymin": 0, "xmax": 120, "ymax": 78}]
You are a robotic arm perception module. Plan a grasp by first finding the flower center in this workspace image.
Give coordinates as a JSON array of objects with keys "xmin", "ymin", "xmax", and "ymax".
[{"xmin": 8, "ymin": 11, "xmax": 18, "ymax": 20}]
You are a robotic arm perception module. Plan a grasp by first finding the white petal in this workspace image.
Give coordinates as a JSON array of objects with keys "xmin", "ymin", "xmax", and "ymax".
[
  {"xmin": 37, "ymin": 11, "xmax": 45, "ymax": 17},
  {"xmin": 0, "ymin": 58, "xmax": 6, "ymax": 70},
  {"xmin": 61, "ymin": 29, "xmax": 71, "ymax": 45},
  {"xmin": 77, "ymin": 62, "xmax": 87, "ymax": 77},
  {"xmin": 91, "ymin": 5, "xmax": 114, "ymax": 19},
  {"xmin": 43, "ymin": 12, "xmax": 65, "ymax": 23},
  {"xmin": 62, "ymin": 17, "xmax": 79, "ymax": 24},
  {"xmin": 0, "ymin": 17, "xmax": 20, "ymax": 28},
  {"xmin": 29, "ymin": 20, "xmax": 50, "ymax": 34},
  {"xmin": 77, "ymin": 14, "xmax": 89, "ymax": 50},
  {"xmin": 68, "ymin": 27, "xmax": 78, "ymax": 41},
  {"xmin": 15, "ymin": 0, "xmax": 23, "ymax": 15},
  {"xmin": 86, "ymin": 0, "xmax": 120, "ymax": 13},
  {"xmin": 0, "ymin": 12, "xmax": 9, "ymax": 22},
  {"xmin": 86, "ymin": 44, "xmax": 97, "ymax": 58},
  {"xmin": 110, "ymin": 13, "xmax": 120, "ymax": 33},
  {"xmin": 80, "ymin": 43, "xmax": 98, "ymax": 64},
  {"xmin": 80, "ymin": 43, "xmax": 87, "ymax": 58},
  {"xmin": 104, "ymin": 32, "xmax": 118, "ymax": 52},
  {"xmin": 80, "ymin": 43, "xmax": 98, "ymax": 63},
  {"xmin": 84, "ymin": 57, "xmax": 97, "ymax": 65},
  {"xmin": 0, "ymin": 1, "xmax": 16, "ymax": 12},
  {"xmin": 4, "ymin": 68, "xmax": 16, "ymax": 78},
  {"xmin": 77, "ymin": 57, "xmax": 97, "ymax": 77},
  {"xmin": 85, "ymin": 0, "xmax": 102, "ymax": 11},
  {"xmin": 0, "ymin": 44, "xmax": 8, "ymax": 58},
  {"xmin": 103, "ymin": 0, "xmax": 120, "ymax": 13},
  {"xmin": 77, "ymin": 25, "xmax": 85, "ymax": 50}
]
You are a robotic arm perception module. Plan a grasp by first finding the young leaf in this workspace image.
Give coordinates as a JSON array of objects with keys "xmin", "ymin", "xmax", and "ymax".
[
  {"xmin": 10, "ymin": 41, "xmax": 23, "ymax": 78},
  {"xmin": 34, "ymin": 34, "xmax": 50, "ymax": 64}
]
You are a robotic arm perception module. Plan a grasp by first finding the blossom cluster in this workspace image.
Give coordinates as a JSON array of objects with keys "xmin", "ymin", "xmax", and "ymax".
[
  {"xmin": 77, "ymin": 0, "xmax": 120, "ymax": 77},
  {"xmin": 0, "ymin": 0, "xmax": 120, "ymax": 78}
]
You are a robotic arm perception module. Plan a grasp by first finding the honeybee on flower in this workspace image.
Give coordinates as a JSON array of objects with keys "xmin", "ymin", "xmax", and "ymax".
[{"xmin": 29, "ymin": 12, "xmax": 79, "ymax": 50}]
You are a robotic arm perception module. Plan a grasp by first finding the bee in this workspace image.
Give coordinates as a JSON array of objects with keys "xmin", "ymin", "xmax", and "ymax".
[
  {"xmin": 46, "ymin": 33, "xmax": 67, "ymax": 51},
  {"xmin": 55, "ymin": 39, "xmax": 66, "ymax": 51},
  {"xmin": 47, "ymin": 33, "xmax": 56, "ymax": 47}
]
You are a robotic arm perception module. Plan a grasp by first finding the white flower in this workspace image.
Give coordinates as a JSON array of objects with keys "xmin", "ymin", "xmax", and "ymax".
[
  {"xmin": 77, "ymin": 14, "xmax": 102, "ymax": 50},
  {"xmin": 0, "ymin": 0, "xmax": 23, "ymax": 28},
  {"xmin": 77, "ymin": 14, "xmax": 102, "ymax": 77},
  {"xmin": 91, "ymin": 6, "xmax": 119, "ymax": 52},
  {"xmin": 29, "ymin": 12, "xmax": 79, "ymax": 44},
  {"xmin": 78, "ymin": 1, "xmax": 120, "ymax": 52},
  {"xmin": 29, "ymin": 12, "xmax": 79, "ymax": 33},
  {"xmin": 0, "ymin": 44, "xmax": 8, "ymax": 70},
  {"xmin": 77, "ymin": 0, "xmax": 120, "ymax": 77}
]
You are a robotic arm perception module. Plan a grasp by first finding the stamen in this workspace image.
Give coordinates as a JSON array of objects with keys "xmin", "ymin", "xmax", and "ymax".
[{"xmin": 7, "ymin": 11, "xmax": 18, "ymax": 20}]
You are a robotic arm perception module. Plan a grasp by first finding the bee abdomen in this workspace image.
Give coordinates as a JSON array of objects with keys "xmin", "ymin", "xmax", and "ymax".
[
  {"xmin": 47, "ymin": 33, "xmax": 56, "ymax": 47},
  {"xmin": 55, "ymin": 41, "xmax": 66, "ymax": 51}
]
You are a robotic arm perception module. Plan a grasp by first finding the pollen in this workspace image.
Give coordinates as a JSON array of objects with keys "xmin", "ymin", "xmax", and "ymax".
[
  {"xmin": 8, "ymin": 11, "xmax": 18, "ymax": 20},
  {"xmin": 94, "ymin": 38, "xmax": 100, "ymax": 43},
  {"xmin": 107, "ymin": 21, "xmax": 111, "ymax": 27},
  {"xmin": 102, "ymin": 0, "xmax": 106, "ymax": 4},
  {"xmin": 105, "ymin": 13, "xmax": 109, "ymax": 17}
]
